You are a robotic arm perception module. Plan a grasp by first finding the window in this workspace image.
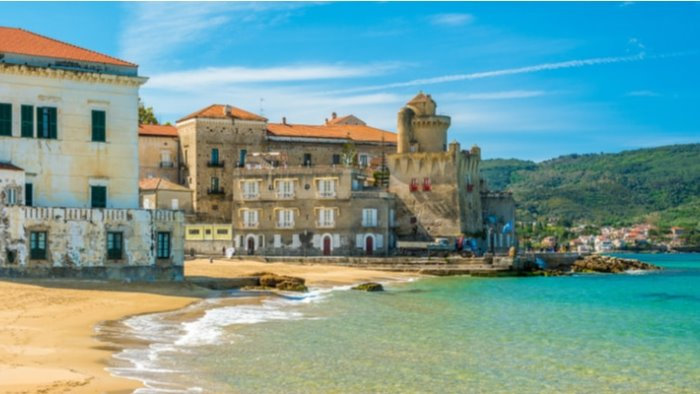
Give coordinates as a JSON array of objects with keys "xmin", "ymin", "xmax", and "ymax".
[
  {"xmin": 0, "ymin": 103, "xmax": 11, "ymax": 136},
  {"xmin": 359, "ymin": 154, "xmax": 369, "ymax": 167},
  {"xmin": 332, "ymin": 154, "xmax": 341, "ymax": 165},
  {"xmin": 242, "ymin": 209, "xmax": 259, "ymax": 228},
  {"xmin": 276, "ymin": 179, "xmax": 295, "ymax": 199},
  {"xmin": 239, "ymin": 149, "xmax": 247, "ymax": 167},
  {"xmin": 91, "ymin": 185, "xmax": 107, "ymax": 208},
  {"xmin": 242, "ymin": 180, "xmax": 260, "ymax": 199},
  {"xmin": 317, "ymin": 179, "xmax": 337, "ymax": 198},
  {"xmin": 171, "ymin": 199, "xmax": 179, "ymax": 210},
  {"xmin": 160, "ymin": 150, "xmax": 172, "ymax": 167},
  {"xmin": 188, "ymin": 229, "xmax": 200, "ymax": 235},
  {"xmin": 5, "ymin": 188, "xmax": 17, "ymax": 205},
  {"xmin": 107, "ymin": 232, "xmax": 123, "ymax": 260},
  {"xmin": 211, "ymin": 177, "xmax": 219, "ymax": 191},
  {"xmin": 37, "ymin": 107, "xmax": 57, "ymax": 139},
  {"xmin": 157, "ymin": 232, "xmax": 171, "ymax": 259},
  {"xmin": 30, "ymin": 231, "xmax": 47, "ymax": 260},
  {"xmin": 91, "ymin": 110, "xmax": 106, "ymax": 142},
  {"xmin": 277, "ymin": 209, "xmax": 294, "ymax": 228},
  {"xmin": 423, "ymin": 177, "xmax": 432, "ymax": 192},
  {"xmin": 303, "ymin": 153, "xmax": 312, "ymax": 166},
  {"xmin": 362, "ymin": 208, "xmax": 378, "ymax": 227},
  {"xmin": 216, "ymin": 228, "xmax": 229, "ymax": 235},
  {"xmin": 21, "ymin": 105, "xmax": 33, "ymax": 137},
  {"xmin": 389, "ymin": 209, "xmax": 396, "ymax": 227},
  {"xmin": 211, "ymin": 148, "xmax": 219, "ymax": 164},
  {"xmin": 317, "ymin": 208, "xmax": 335, "ymax": 228},
  {"xmin": 25, "ymin": 183, "xmax": 33, "ymax": 206}
]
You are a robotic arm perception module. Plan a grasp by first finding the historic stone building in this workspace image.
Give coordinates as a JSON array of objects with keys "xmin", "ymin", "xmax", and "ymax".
[
  {"xmin": 0, "ymin": 27, "xmax": 184, "ymax": 279},
  {"xmin": 229, "ymin": 164, "xmax": 395, "ymax": 256},
  {"xmin": 387, "ymin": 92, "xmax": 516, "ymax": 253}
]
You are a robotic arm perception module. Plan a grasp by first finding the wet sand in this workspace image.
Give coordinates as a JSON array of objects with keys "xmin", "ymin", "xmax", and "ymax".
[{"xmin": 0, "ymin": 259, "xmax": 416, "ymax": 393}]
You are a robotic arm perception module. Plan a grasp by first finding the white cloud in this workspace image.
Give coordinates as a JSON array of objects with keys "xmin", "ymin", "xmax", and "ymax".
[
  {"xmin": 341, "ymin": 53, "xmax": 650, "ymax": 94},
  {"xmin": 147, "ymin": 63, "xmax": 402, "ymax": 91},
  {"xmin": 442, "ymin": 90, "xmax": 548, "ymax": 101},
  {"xmin": 429, "ymin": 13, "xmax": 475, "ymax": 27},
  {"xmin": 120, "ymin": 2, "xmax": 309, "ymax": 69}
]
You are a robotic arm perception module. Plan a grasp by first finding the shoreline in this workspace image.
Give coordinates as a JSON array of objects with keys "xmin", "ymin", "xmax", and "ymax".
[{"xmin": 0, "ymin": 259, "xmax": 417, "ymax": 393}]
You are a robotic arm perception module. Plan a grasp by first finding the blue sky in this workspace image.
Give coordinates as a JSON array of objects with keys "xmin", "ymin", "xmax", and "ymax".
[{"xmin": 2, "ymin": 2, "xmax": 698, "ymax": 161}]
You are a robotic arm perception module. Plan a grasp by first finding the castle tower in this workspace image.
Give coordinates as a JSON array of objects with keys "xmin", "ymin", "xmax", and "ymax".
[{"xmin": 397, "ymin": 92, "xmax": 451, "ymax": 153}]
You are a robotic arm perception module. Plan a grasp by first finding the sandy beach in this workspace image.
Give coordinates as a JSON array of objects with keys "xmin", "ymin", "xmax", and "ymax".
[{"xmin": 0, "ymin": 259, "xmax": 415, "ymax": 393}]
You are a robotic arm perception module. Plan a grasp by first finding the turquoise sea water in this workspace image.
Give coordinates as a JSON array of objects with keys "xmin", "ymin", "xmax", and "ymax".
[{"xmin": 109, "ymin": 254, "xmax": 700, "ymax": 393}]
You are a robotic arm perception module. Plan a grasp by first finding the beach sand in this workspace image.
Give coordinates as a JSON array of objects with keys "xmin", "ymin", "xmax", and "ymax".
[{"xmin": 0, "ymin": 259, "xmax": 415, "ymax": 393}]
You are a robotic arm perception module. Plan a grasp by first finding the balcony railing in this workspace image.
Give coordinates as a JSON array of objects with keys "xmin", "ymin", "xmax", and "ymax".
[
  {"xmin": 316, "ymin": 221, "xmax": 336, "ymax": 229},
  {"xmin": 362, "ymin": 220, "xmax": 378, "ymax": 227},
  {"xmin": 159, "ymin": 161, "xmax": 175, "ymax": 168},
  {"xmin": 207, "ymin": 160, "xmax": 225, "ymax": 168},
  {"xmin": 207, "ymin": 187, "xmax": 225, "ymax": 195},
  {"xmin": 276, "ymin": 192, "xmax": 295, "ymax": 200},
  {"xmin": 242, "ymin": 193, "xmax": 260, "ymax": 200},
  {"xmin": 276, "ymin": 221, "xmax": 295, "ymax": 229},
  {"xmin": 317, "ymin": 191, "xmax": 337, "ymax": 199},
  {"xmin": 241, "ymin": 222, "xmax": 259, "ymax": 229}
]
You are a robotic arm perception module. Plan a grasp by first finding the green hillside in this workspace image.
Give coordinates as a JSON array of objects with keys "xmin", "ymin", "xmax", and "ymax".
[{"xmin": 481, "ymin": 144, "xmax": 700, "ymax": 229}]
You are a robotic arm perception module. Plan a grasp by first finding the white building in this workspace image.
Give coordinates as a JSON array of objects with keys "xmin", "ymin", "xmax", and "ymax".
[{"xmin": 0, "ymin": 27, "xmax": 184, "ymax": 279}]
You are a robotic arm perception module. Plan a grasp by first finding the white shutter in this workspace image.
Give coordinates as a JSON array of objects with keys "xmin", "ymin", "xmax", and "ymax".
[
  {"xmin": 312, "ymin": 234, "xmax": 321, "ymax": 248},
  {"xmin": 371, "ymin": 209, "xmax": 378, "ymax": 226},
  {"xmin": 376, "ymin": 234, "xmax": 384, "ymax": 248},
  {"xmin": 356, "ymin": 234, "xmax": 363, "ymax": 248},
  {"xmin": 292, "ymin": 234, "xmax": 301, "ymax": 248},
  {"xmin": 274, "ymin": 234, "xmax": 282, "ymax": 248},
  {"xmin": 171, "ymin": 199, "xmax": 179, "ymax": 210},
  {"xmin": 333, "ymin": 234, "xmax": 341, "ymax": 248},
  {"xmin": 234, "ymin": 235, "xmax": 241, "ymax": 248},
  {"xmin": 277, "ymin": 210, "xmax": 284, "ymax": 227}
]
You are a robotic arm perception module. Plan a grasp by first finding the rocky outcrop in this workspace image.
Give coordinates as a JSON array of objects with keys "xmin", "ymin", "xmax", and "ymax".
[
  {"xmin": 572, "ymin": 255, "xmax": 661, "ymax": 273},
  {"xmin": 352, "ymin": 282, "xmax": 384, "ymax": 292},
  {"xmin": 249, "ymin": 272, "xmax": 308, "ymax": 292}
]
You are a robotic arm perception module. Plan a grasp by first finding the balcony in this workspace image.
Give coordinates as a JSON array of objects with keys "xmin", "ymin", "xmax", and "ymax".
[
  {"xmin": 316, "ymin": 221, "xmax": 336, "ymax": 229},
  {"xmin": 241, "ymin": 222, "xmax": 259, "ymax": 229},
  {"xmin": 276, "ymin": 221, "xmax": 295, "ymax": 229},
  {"xmin": 207, "ymin": 160, "xmax": 225, "ymax": 168},
  {"xmin": 159, "ymin": 161, "xmax": 175, "ymax": 168},
  {"xmin": 317, "ymin": 191, "xmax": 337, "ymax": 199},
  {"xmin": 207, "ymin": 187, "xmax": 225, "ymax": 195},
  {"xmin": 242, "ymin": 193, "xmax": 260, "ymax": 200},
  {"xmin": 361, "ymin": 221, "xmax": 378, "ymax": 228},
  {"xmin": 276, "ymin": 192, "xmax": 295, "ymax": 200}
]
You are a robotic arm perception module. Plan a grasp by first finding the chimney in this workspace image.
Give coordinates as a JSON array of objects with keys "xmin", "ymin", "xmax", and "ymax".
[
  {"xmin": 224, "ymin": 105, "xmax": 232, "ymax": 117},
  {"xmin": 332, "ymin": 112, "xmax": 337, "ymax": 119},
  {"xmin": 282, "ymin": 116, "xmax": 287, "ymax": 125}
]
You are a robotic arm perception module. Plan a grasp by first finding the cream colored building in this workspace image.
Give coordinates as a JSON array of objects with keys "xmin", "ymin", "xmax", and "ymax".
[
  {"xmin": 138, "ymin": 124, "xmax": 180, "ymax": 183},
  {"xmin": 0, "ymin": 27, "xmax": 184, "ymax": 279},
  {"xmin": 139, "ymin": 177, "xmax": 193, "ymax": 213}
]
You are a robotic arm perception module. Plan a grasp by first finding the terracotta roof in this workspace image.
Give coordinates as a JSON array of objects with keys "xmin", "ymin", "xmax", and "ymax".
[
  {"xmin": 0, "ymin": 27, "xmax": 135, "ymax": 67},
  {"xmin": 326, "ymin": 114, "xmax": 366, "ymax": 126},
  {"xmin": 267, "ymin": 123, "xmax": 397, "ymax": 144},
  {"xmin": 0, "ymin": 162, "xmax": 24, "ymax": 172},
  {"xmin": 138, "ymin": 124, "xmax": 178, "ymax": 138},
  {"xmin": 139, "ymin": 178, "xmax": 190, "ymax": 192},
  {"xmin": 177, "ymin": 104, "xmax": 267, "ymax": 123}
]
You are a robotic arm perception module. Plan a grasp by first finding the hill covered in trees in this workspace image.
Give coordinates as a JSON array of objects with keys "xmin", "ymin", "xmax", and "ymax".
[{"xmin": 481, "ymin": 144, "xmax": 700, "ymax": 230}]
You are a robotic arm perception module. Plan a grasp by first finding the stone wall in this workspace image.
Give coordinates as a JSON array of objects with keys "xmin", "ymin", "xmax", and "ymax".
[
  {"xmin": 138, "ymin": 135, "xmax": 180, "ymax": 183},
  {"xmin": 0, "ymin": 205, "xmax": 185, "ymax": 281}
]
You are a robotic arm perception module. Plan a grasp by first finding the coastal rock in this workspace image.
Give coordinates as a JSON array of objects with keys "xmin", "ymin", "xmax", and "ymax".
[
  {"xmin": 250, "ymin": 272, "xmax": 308, "ymax": 292},
  {"xmin": 572, "ymin": 255, "xmax": 661, "ymax": 273},
  {"xmin": 352, "ymin": 282, "xmax": 384, "ymax": 292}
]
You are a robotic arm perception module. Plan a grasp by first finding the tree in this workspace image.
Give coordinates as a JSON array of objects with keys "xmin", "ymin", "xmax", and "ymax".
[{"xmin": 138, "ymin": 98, "xmax": 159, "ymax": 125}]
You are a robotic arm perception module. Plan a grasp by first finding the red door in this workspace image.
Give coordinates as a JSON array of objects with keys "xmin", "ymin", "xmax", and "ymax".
[
  {"xmin": 323, "ymin": 236, "xmax": 332, "ymax": 256},
  {"xmin": 247, "ymin": 237, "xmax": 255, "ymax": 255},
  {"xmin": 365, "ymin": 236, "xmax": 374, "ymax": 256}
]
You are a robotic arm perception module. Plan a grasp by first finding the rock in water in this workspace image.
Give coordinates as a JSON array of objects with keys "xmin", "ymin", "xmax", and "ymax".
[
  {"xmin": 572, "ymin": 255, "xmax": 661, "ymax": 273},
  {"xmin": 251, "ymin": 272, "xmax": 308, "ymax": 292},
  {"xmin": 352, "ymin": 282, "xmax": 384, "ymax": 292}
]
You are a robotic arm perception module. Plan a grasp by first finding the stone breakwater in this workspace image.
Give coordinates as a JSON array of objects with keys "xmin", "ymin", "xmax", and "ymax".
[{"xmin": 572, "ymin": 255, "xmax": 662, "ymax": 273}]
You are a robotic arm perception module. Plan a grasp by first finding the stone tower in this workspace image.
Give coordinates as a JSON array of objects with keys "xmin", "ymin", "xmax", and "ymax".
[{"xmin": 397, "ymin": 92, "xmax": 451, "ymax": 153}]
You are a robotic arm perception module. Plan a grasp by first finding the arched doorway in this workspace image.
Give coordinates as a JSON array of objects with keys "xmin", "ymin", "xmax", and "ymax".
[
  {"xmin": 247, "ymin": 236, "xmax": 256, "ymax": 255},
  {"xmin": 365, "ymin": 235, "xmax": 374, "ymax": 256},
  {"xmin": 323, "ymin": 236, "xmax": 332, "ymax": 256}
]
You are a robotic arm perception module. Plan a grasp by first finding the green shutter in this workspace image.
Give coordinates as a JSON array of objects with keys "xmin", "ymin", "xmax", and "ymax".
[
  {"xmin": 91, "ymin": 186, "xmax": 106, "ymax": 208},
  {"xmin": 21, "ymin": 105, "xmax": 33, "ymax": 137},
  {"xmin": 48, "ymin": 107, "xmax": 57, "ymax": 139},
  {"xmin": 36, "ymin": 107, "xmax": 45, "ymax": 138},
  {"xmin": 0, "ymin": 103, "xmax": 12, "ymax": 136},
  {"xmin": 92, "ymin": 110, "xmax": 106, "ymax": 142}
]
